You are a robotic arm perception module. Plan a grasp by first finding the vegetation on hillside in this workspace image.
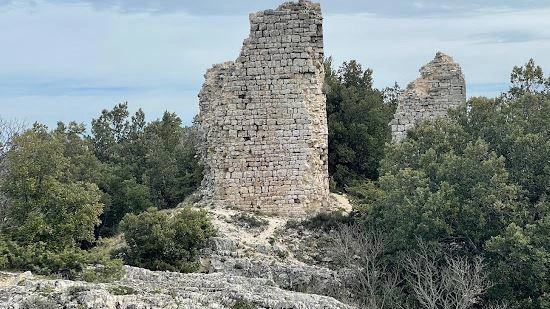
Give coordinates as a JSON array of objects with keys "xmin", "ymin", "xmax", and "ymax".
[
  {"xmin": 325, "ymin": 58, "xmax": 396, "ymax": 190},
  {"xmin": 120, "ymin": 207, "xmax": 214, "ymax": 273},
  {"xmin": 0, "ymin": 58, "xmax": 547, "ymax": 309},
  {"xmin": 0, "ymin": 106, "xmax": 205, "ymax": 279},
  {"xmin": 341, "ymin": 59, "xmax": 550, "ymax": 309},
  {"xmin": 90, "ymin": 104, "xmax": 203, "ymax": 236}
]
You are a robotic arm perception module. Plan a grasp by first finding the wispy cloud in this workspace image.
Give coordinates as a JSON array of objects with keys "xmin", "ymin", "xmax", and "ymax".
[
  {"xmin": 0, "ymin": 1, "xmax": 549, "ymax": 127},
  {"xmin": 0, "ymin": 79, "xmax": 196, "ymax": 97},
  {"xmin": 470, "ymin": 30, "xmax": 550, "ymax": 44},
  {"xmin": 2, "ymin": 0, "xmax": 550, "ymax": 17}
]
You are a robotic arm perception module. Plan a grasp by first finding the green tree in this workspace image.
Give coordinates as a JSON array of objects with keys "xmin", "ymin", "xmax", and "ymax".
[
  {"xmin": 455, "ymin": 95, "xmax": 550, "ymax": 205},
  {"xmin": 508, "ymin": 59, "xmax": 550, "ymax": 99},
  {"xmin": 1, "ymin": 124, "xmax": 103, "ymax": 249},
  {"xmin": 358, "ymin": 84, "xmax": 550, "ymax": 308},
  {"xmin": 90, "ymin": 103, "xmax": 153, "ymax": 235},
  {"xmin": 360, "ymin": 119, "xmax": 520, "ymax": 255},
  {"xmin": 143, "ymin": 112, "xmax": 202, "ymax": 208},
  {"xmin": 90, "ymin": 102, "xmax": 147, "ymax": 177},
  {"xmin": 120, "ymin": 207, "xmax": 215, "ymax": 273},
  {"xmin": 91, "ymin": 105, "xmax": 203, "ymax": 235},
  {"xmin": 325, "ymin": 58, "xmax": 395, "ymax": 190},
  {"xmin": 485, "ymin": 200, "xmax": 550, "ymax": 309},
  {"xmin": 99, "ymin": 175, "xmax": 153, "ymax": 236},
  {"xmin": 0, "ymin": 124, "xmax": 121, "ymax": 280}
]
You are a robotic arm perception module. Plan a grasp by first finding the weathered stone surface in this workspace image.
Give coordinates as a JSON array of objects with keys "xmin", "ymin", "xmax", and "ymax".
[
  {"xmin": 0, "ymin": 266, "xmax": 352, "ymax": 309},
  {"xmin": 391, "ymin": 52, "xmax": 466, "ymax": 141},
  {"xmin": 0, "ymin": 198, "xmax": 358, "ymax": 309},
  {"xmin": 197, "ymin": 0, "xmax": 329, "ymax": 217},
  {"xmin": 200, "ymin": 206, "xmax": 343, "ymax": 295}
]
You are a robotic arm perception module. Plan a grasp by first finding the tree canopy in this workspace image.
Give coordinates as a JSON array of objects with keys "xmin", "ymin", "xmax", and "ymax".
[
  {"xmin": 354, "ymin": 59, "xmax": 550, "ymax": 309},
  {"xmin": 325, "ymin": 58, "xmax": 395, "ymax": 190}
]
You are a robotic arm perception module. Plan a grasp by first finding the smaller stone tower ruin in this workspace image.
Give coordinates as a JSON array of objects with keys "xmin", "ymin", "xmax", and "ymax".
[
  {"xmin": 196, "ymin": 0, "xmax": 329, "ymax": 217},
  {"xmin": 391, "ymin": 52, "xmax": 466, "ymax": 141}
]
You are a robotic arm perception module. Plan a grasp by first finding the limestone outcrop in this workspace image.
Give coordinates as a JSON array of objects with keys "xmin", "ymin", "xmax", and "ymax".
[
  {"xmin": 0, "ymin": 266, "xmax": 352, "ymax": 309},
  {"xmin": 391, "ymin": 52, "xmax": 466, "ymax": 141},
  {"xmin": 197, "ymin": 0, "xmax": 329, "ymax": 217},
  {"xmin": 0, "ymin": 196, "xmax": 356, "ymax": 309},
  {"xmin": 199, "ymin": 201, "xmax": 348, "ymax": 295}
]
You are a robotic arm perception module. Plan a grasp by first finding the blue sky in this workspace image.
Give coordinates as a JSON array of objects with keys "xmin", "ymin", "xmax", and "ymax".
[{"xmin": 1, "ymin": 0, "xmax": 550, "ymax": 128}]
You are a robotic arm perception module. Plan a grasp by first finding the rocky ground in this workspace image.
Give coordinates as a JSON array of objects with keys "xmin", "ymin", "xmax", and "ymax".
[
  {"xmin": 0, "ymin": 266, "xmax": 352, "ymax": 309},
  {"xmin": 0, "ymin": 194, "xmax": 355, "ymax": 309}
]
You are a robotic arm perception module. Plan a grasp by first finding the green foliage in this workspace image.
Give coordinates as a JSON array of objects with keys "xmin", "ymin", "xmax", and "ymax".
[
  {"xmin": 90, "ymin": 102, "xmax": 147, "ymax": 167},
  {"xmin": 325, "ymin": 58, "xmax": 395, "ymax": 191},
  {"xmin": 0, "ymin": 237, "xmax": 123, "ymax": 282},
  {"xmin": 91, "ymin": 104, "xmax": 203, "ymax": 236},
  {"xmin": 1, "ymin": 124, "xmax": 103, "ymax": 249},
  {"xmin": 20, "ymin": 296, "xmax": 59, "ymax": 309},
  {"xmin": 120, "ymin": 207, "xmax": 215, "ymax": 273},
  {"xmin": 508, "ymin": 58, "xmax": 550, "ymax": 99},
  {"xmin": 231, "ymin": 299, "xmax": 257, "ymax": 309},
  {"xmin": 485, "ymin": 200, "xmax": 550, "ymax": 309},
  {"xmin": 0, "ymin": 124, "xmax": 123, "ymax": 281},
  {"xmin": 143, "ymin": 113, "xmax": 203, "ymax": 208},
  {"xmin": 454, "ymin": 94, "xmax": 550, "ymax": 205},
  {"xmin": 99, "ymin": 174, "xmax": 153, "ymax": 236},
  {"xmin": 79, "ymin": 254, "xmax": 124, "ymax": 283},
  {"xmin": 301, "ymin": 211, "xmax": 353, "ymax": 232},
  {"xmin": 0, "ymin": 104, "xmax": 202, "ymax": 278},
  {"xmin": 231, "ymin": 213, "xmax": 268, "ymax": 229},
  {"xmin": 362, "ymin": 120, "xmax": 520, "ymax": 254},
  {"xmin": 355, "ymin": 60, "xmax": 550, "ymax": 308}
]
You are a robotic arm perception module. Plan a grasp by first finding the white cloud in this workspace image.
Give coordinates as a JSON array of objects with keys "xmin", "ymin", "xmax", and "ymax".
[
  {"xmin": 324, "ymin": 8, "xmax": 550, "ymax": 92},
  {"xmin": 3, "ymin": 0, "xmax": 550, "ymax": 17},
  {"xmin": 0, "ymin": 1, "xmax": 549, "ymax": 127}
]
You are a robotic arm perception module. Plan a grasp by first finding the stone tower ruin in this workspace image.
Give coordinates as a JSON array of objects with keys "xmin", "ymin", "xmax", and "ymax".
[
  {"xmin": 196, "ymin": 0, "xmax": 329, "ymax": 217},
  {"xmin": 391, "ymin": 52, "xmax": 466, "ymax": 141}
]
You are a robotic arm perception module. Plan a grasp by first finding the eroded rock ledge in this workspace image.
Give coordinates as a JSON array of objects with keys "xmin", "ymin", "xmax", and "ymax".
[{"xmin": 0, "ymin": 265, "xmax": 351, "ymax": 309}]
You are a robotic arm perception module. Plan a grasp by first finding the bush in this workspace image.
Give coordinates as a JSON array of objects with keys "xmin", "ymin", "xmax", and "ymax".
[
  {"xmin": 0, "ymin": 124, "xmax": 122, "ymax": 281},
  {"xmin": 231, "ymin": 299, "xmax": 257, "ymax": 309},
  {"xmin": 120, "ymin": 207, "xmax": 215, "ymax": 273},
  {"xmin": 231, "ymin": 213, "xmax": 268, "ymax": 230},
  {"xmin": 108, "ymin": 285, "xmax": 136, "ymax": 295},
  {"xmin": 301, "ymin": 211, "xmax": 352, "ymax": 232},
  {"xmin": 0, "ymin": 237, "xmax": 123, "ymax": 281},
  {"xmin": 325, "ymin": 59, "xmax": 395, "ymax": 190}
]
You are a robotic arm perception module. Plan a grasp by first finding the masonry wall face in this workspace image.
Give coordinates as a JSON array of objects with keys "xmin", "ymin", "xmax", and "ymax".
[
  {"xmin": 391, "ymin": 52, "xmax": 466, "ymax": 141},
  {"xmin": 197, "ymin": 0, "xmax": 329, "ymax": 216}
]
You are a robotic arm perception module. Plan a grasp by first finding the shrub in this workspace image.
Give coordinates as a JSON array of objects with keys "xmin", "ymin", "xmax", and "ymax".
[
  {"xmin": 0, "ymin": 237, "xmax": 123, "ymax": 282},
  {"xmin": 301, "ymin": 211, "xmax": 352, "ymax": 232},
  {"xmin": 120, "ymin": 207, "xmax": 215, "ymax": 273},
  {"xmin": 0, "ymin": 125, "xmax": 123, "ymax": 281},
  {"xmin": 231, "ymin": 213, "xmax": 268, "ymax": 230},
  {"xmin": 231, "ymin": 299, "xmax": 257, "ymax": 309},
  {"xmin": 108, "ymin": 285, "xmax": 136, "ymax": 295}
]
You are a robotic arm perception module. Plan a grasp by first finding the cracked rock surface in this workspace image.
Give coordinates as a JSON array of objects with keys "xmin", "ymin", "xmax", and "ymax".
[
  {"xmin": 0, "ymin": 195, "xmax": 355, "ymax": 309},
  {"xmin": 0, "ymin": 266, "xmax": 351, "ymax": 309}
]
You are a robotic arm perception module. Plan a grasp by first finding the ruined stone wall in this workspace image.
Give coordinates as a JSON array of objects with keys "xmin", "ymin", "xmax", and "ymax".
[
  {"xmin": 197, "ymin": 0, "xmax": 329, "ymax": 217},
  {"xmin": 391, "ymin": 52, "xmax": 466, "ymax": 141}
]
